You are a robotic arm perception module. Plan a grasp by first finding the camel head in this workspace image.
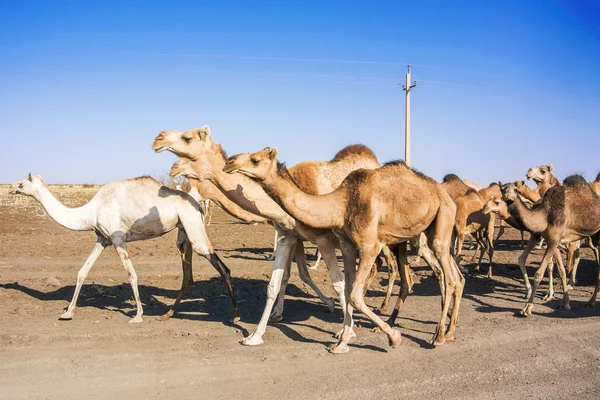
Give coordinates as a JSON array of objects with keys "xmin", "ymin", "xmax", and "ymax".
[
  {"xmin": 223, "ymin": 147, "xmax": 278, "ymax": 181},
  {"xmin": 152, "ymin": 126, "xmax": 215, "ymax": 161},
  {"xmin": 501, "ymin": 182, "xmax": 519, "ymax": 202},
  {"xmin": 482, "ymin": 197, "xmax": 504, "ymax": 215},
  {"xmin": 170, "ymin": 159, "xmax": 201, "ymax": 180},
  {"xmin": 526, "ymin": 164, "xmax": 554, "ymax": 183},
  {"xmin": 10, "ymin": 173, "xmax": 43, "ymax": 196}
]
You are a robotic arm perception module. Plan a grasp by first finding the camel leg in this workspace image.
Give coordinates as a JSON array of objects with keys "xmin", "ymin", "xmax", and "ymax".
[
  {"xmin": 286, "ymin": 241, "xmax": 335, "ymax": 315},
  {"xmin": 267, "ymin": 230, "xmax": 278, "ymax": 261},
  {"xmin": 199, "ymin": 251, "xmax": 240, "ymax": 323},
  {"xmin": 472, "ymin": 231, "xmax": 487, "ymax": 275},
  {"xmin": 585, "ymin": 241, "xmax": 600, "ymax": 308},
  {"xmin": 379, "ymin": 245, "xmax": 398, "ymax": 313},
  {"xmin": 520, "ymin": 239, "xmax": 559, "ymax": 317},
  {"xmin": 521, "ymin": 231, "xmax": 526, "ymax": 249},
  {"xmin": 486, "ymin": 215, "xmax": 496, "ymax": 278},
  {"xmin": 429, "ymin": 210, "xmax": 462, "ymax": 345},
  {"xmin": 159, "ymin": 229, "xmax": 193, "ymax": 321},
  {"xmin": 271, "ymin": 249, "xmax": 293, "ymax": 321},
  {"xmin": 552, "ymin": 248, "xmax": 571, "ymax": 311},
  {"xmin": 329, "ymin": 236, "xmax": 357, "ymax": 354},
  {"xmin": 112, "ymin": 238, "xmax": 144, "ymax": 323},
  {"xmin": 387, "ymin": 242, "xmax": 410, "ymax": 326},
  {"xmin": 542, "ymin": 257, "xmax": 555, "ymax": 301},
  {"xmin": 495, "ymin": 220, "xmax": 505, "ymax": 242},
  {"xmin": 517, "ymin": 237, "xmax": 538, "ymax": 299},
  {"xmin": 444, "ymin": 256, "xmax": 465, "ymax": 341},
  {"xmin": 60, "ymin": 236, "xmax": 109, "ymax": 320},
  {"xmin": 365, "ymin": 256, "xmax": 382, "ymax": 297},
  {"xmin": 348, "ymin": 243, "xmax": 401, "ymax": 350},
  {"xmin": 315, "ymin": 241, "xmax": 350, "ymax": 339},
  {"xmin": 566, "ymin": 240, "xmax": 581, "ymax": 289},
  {"xmin": 241, "ymin": 235, "xmax": 296, "ymax": 346},
  {"xmin": 309, "ymin": 249, "xmax": 322, "ymax": 270},
  {"xmin": 204, "ymin": 200, "xmax": 213, "ymax": 225}
]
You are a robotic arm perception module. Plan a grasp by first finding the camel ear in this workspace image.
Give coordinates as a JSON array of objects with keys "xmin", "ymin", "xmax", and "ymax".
[
  {"xmin": 548, "ymin": 164, "xmax": 554, "ymax": 172},
  {"xmin": 269, "ymin": 148, "xmax": 278, "ymax": 160},
  {"xmin": 518, "ymin": 180, "xmax": 524, "ymax": 186},
  {"xmin": 498, "ymin": 181, "xmax": 503, "ymax": 187},
  {"xmin": 198, "ymin": 126, "xmax": 210, "ymax": 140},
  {"xmin": 28, "ymin": 173, "xmax": 32, "ymax": 181}
]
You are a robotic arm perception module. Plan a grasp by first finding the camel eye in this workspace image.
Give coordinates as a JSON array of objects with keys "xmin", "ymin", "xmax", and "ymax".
[
  {"xmin": 182, "ymin": 136, "xmax": 191, "ymax": 144},
  {"xmin": 251, "ymin": 158, "xmax": 260, "ymax": 166}
]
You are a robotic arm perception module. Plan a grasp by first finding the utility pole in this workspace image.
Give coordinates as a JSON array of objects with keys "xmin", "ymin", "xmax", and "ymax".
[{"xmin": 402, "ymin": 64, "xmax": 417, "ymax": 166}]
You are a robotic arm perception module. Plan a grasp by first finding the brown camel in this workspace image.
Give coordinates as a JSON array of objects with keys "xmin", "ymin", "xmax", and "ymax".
[
  {"xmin": 224, "ymin": 147, "xmax": 464, "ymax": 353},
  {"xmin": 499, "ymin": 176, "xmax": 600, "ymax": 316},
  {"xmin": 153, "ymin": 127, "xmax": 385, "ymax": 346}
]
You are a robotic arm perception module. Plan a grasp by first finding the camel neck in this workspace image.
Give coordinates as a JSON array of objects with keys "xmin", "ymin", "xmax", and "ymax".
[
  {"xmin": 191, "ymin": 180, "xmax": 266, "ymax": 223},
  {"xmin": 206, "ymin": 156, "xmax": 295, "ymax": 228},
  {"xmin": 33, "ymin": 184, "xmax": 94, "ymax": 231},
  {"xmin": 260, "ymin": 165, "xmax": 348, "ymax": 229},
  {"xmin": 509, "ymin": 196, "xmax": 547, "ymax": 234}
]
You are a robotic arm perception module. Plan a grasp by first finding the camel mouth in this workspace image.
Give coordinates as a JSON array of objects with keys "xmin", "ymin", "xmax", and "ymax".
[
  {"xmin": 222, "ymin": 164, "xmax": 239, "ymax": 174},
  {"xmin": 8, "ymin": 188, "xmax": 18, "ymax": 195},
  {"xmin": 152, "ymin": 143, "xmax": 169, "ymax": 153}
]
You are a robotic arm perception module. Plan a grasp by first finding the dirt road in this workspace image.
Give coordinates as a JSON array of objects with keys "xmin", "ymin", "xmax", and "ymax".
[{"xmin": 1, "ymin": 186, "xmax": 599, "ymax": 399}]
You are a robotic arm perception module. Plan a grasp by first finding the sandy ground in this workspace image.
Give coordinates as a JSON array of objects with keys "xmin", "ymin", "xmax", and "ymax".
[{"xmin": 1, "ymin": 185, "xmax": 600, "ymax": 400}]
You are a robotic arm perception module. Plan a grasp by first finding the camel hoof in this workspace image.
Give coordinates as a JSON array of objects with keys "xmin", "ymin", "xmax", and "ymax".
[
  {"xmin": 267, "ymin": 255, "xmax": 276, "ymax": 261},
  {"xmin": 269, "ymin": 313, "xmax": 283, "ymax": 322},
  {"xmin": 557, "ymin": 303, "xmax": 571, "ymax": 311},
  {"xmin": 129, "ymin": 315, "xmax": 143, "ymax": 323},
  {"xmin": 307, "ymin": 265, "xmax": 318, "ymax": 271},
  {"xmin": 324, "ymin": 297, "xmax": 336, "ymax": 313},
  {"xmin": 518, "ymin": 309, "xmax": 531, "ymax": 318},
  {"xmin": 431, "ymin": 335, "xmax": 446, "ymax": 347},
  {"xmin": 232, "ymin": 313, "xmax": 241, "ymax": 323},
  {"xmin": 334, "ymin": 328, "xmax": 356, "ymax": 339},
  {"xmin": 444, "ymin": 332, "xmax": 455, "ymax": 341},
  {"xmin": 567, "ymin": 284, "xmax": 574, "ymax": 291},
  {"xmin": 157, "ymin": 312, "xmax": 172, "ymax": 321},
  {"xmin": 542, "ymin": 294, "xmax": 555, "ymax": 302},
  {"xmin": 241, "ymin": 335, "xmax": 264, "ymax": 346},
  {"xmin": 328, "ymin": 343, "xmax": 349, "ymax": 354},
  {"xmin": 388, "ymin": 329, "xmax": 402, "ymax": 348},
  {"xmin": 584, "ymin": 302, "xmax": 595, "ymax": 309},
  {"xmin": 59, "ymin": 312, "xmax": 73, "ymax": 321}
]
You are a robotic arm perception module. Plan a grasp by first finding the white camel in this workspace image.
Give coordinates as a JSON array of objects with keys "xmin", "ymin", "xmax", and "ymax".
[{"xmin": 10, "ymin": 174, "xmax": 239, "ymax": 322}]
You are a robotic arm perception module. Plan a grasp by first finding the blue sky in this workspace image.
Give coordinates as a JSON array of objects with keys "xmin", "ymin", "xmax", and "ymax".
[{"xmin": 1, "ymin": 0, "xmax": 599, "ymax": 185}]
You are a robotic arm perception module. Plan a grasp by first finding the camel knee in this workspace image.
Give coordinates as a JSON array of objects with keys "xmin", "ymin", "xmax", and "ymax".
[{"xmin": 332, "ymin": 281, "xmax": 345, "ymax": 297}]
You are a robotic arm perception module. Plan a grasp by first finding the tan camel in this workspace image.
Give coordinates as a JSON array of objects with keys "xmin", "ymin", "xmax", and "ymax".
[
  {"xmin": 169, "ymin": 147, "xmax": 402, "ymax": 314},
  {"xmin": 526, "ymin": 164, "xmax": 560, "ymax": 199},
  {"xmin": 453, "ymin": 185, "xmax": 499, "ymax": 278},
  {"xmin": 170, "ymin": 163, "xmax": 267, "ymax": 225},
  {"xmin": 10, "ymin": 174, "xmax": 238, "ymax": 322},
  {"xmin": 560, "ymin": 174, "xmax": 600, "ymax": 288},
  {"xmin": 153, "ymin": 127, "xmax": 381, "ymax": 346},
  {"xmin": 499, "ymin": 176, "xmax": 600, "ymax": 316},
  {"xmin": 224, "ymin": 147, "xmax": 464, "ymax": 353}
]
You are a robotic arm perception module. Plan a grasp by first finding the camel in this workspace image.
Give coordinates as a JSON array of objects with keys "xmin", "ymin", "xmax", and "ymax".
[
  {"xmin": 153, "ymin": 127, "xmax": 384, "ymax": 346},
  {"xmin": 168, "ymin": 146, "xmax": 403, "ymax": 315},
  {"xmin": 453, "ymin": 185, "xmax": 500, "ymax": 278},
  {"xmin": 224, "ymin": 147, "xmax": 464, "ymax": 353},
  {"xmin": 526, "ymin": 164, "xmax": 560, "ymax": 200},
  {"xmin": 496, "ymin": 176, "xmax": 600, "ymax": 316},
  {"xmin": 176, "ymin": 183, "xmax": 214, "ymax": 225},
  {"xmin": 10, "ymin": 174, "xmax": 239, "ymax": 322}
]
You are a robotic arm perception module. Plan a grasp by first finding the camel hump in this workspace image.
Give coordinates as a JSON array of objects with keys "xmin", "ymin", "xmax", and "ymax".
[
  {"xmin": 443, "ymin": 173, "xmax": 461, "ymax": 183},
  {"xmin": 563, "ymin": 174, "xmax": 597, "ymax": 197},
  {"xmin": 331, "ymin": 144, "xmax": 378, "ymax": 163},
  {"xmin": 563, "ymin": 174, "xmax": 588, "ymax": 190},
  {"xmin": 595, "ymin": 172, "xmax": 600, "ymax": 182}
]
